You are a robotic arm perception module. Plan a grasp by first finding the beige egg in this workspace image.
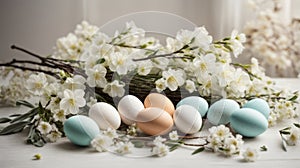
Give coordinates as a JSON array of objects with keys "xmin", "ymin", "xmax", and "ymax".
[
  {"xmin": 136, "ymin": 107, "xmax": 174, "ymax": 136},
  {"xmin": 144, "ymin": 93, "xmax": 175, "ymax": 116}
]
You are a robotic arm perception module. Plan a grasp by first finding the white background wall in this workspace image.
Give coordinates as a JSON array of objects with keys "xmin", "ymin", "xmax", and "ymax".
[{"xmin": 0, "ymin": 0, "xmax": 299, "ymax": 62}]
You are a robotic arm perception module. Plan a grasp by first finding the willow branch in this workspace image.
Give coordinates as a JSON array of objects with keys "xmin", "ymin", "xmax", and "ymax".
[{"xmin": 0, "ymin": 63, "xmax": 60, "ymax": 79}]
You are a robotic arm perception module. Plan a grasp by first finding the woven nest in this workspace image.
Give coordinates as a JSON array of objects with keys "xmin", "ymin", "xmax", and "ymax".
[{"xmin": 94, "ymin": 71, "xmax": 200, "ymax": 107}]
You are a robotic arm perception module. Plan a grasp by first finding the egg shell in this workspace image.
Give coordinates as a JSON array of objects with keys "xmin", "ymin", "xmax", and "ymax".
[
  {"xmin": 176, "ymin": 96, "xmax": 208, "ymax": 117},
  {"xmin": 118, "ymin": 95, "xmax": 145, "ymax": 125},
  {"xmin": 89, "ymin": 102, "xmax": 121, "ymax": 130},
  {"xmin": 207, "ymin": 99, "xmax": 240, "ymax": 125},
  {"xmin": 230, "ymin": 108, "xmax": 268, "ymax": 137},
  {"xmin": 64, "ymin": 115, "xmax": 100, "ymax": 146},
  {"xmin": 243, "ymin": 98, "xmax": 270, "ymax": 119},
  {"xmin": 136, "ymin": 107, "xmax": 173, "ymax": 136},
  {"xmin": 144, "ymin": 93, "xmax": 175, "ymax": 116},
  {"xmin": 173, "ymin": 105, "xmax": 202, "ymax": 134}
]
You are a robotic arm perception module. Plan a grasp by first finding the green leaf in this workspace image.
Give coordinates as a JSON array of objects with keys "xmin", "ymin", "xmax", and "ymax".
[
  {"xmin": 96, "ymin": 58, "xmax": 105, "ymax": 64},
  {"xmin": 9, "ymin": 114, "xmax": 22, "ymax": 117},
  {"xmin": 10, "ymin": 108, "xmax": 38, "ymax": 123},
  {"xmin": 16, "ymin": 100, "xmax": 35, "ymax": 108},
  {"xmin": 280, "ymin": 130, "xmax": 291, "ymax": 135},
  {"xmin": 168, "ymin": 143, "xmax": 181, "ymax": 152},
  {"xmin": 288, "ymin": 95, "xmax": 298, "ymax": 101},
  {"xmin": 191, "ymin": 147, "xmax": 205, "ymax": 155},
  {"xmin": 281, "ymin": 134, "xmax": 288, "ymax": 152},
  {"xmin": 294, "ymin": 123, "xmax": 300, "ymax": 128},
  {"xmin": 0, "ymin": 121, "xmax": 30, "ymax": 135},
  {"xmin": 131, "ymin": 141, "xmax": 145, "ymax": 148},
  {"xmin": 33, "ymin": 140, "xmax": 45, "ymax": 147},
  {"xmin": 260, "ymin": 145, "xmax": 268, "ymax": 151},
  {"xmin": 0, "ymin": 117, "xmax": 11, "ymax": 123}
]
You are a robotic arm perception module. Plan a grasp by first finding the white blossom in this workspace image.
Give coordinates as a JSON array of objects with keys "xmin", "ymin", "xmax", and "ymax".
[
  {"xmin": 162, "ymin": 69, "xmax": 186, "ymax": 91},
  {"xmin": 63, "ymin": 75, "xmax": 86, "ymax": 90},
  {"xmin": 37, "ymin": 121, "xmax": 52, "ymax": 135},
  {"xmin": 242, "ymin": 148, "xmax": 259, "ymax": 162},
  {"xmin": 59, "ymin": 89, "xmax": 86, "ymax": 114},
  {"xmin": 75, "ymin": 21, "xmax": 99, "ymax": 40},
  {"xmin": 55, "ymin": 33, "xmax": 82, "ymax": 60},
  {"xmin": 53, "ymin": 109, "xmax": 66, "ymax": 122},
  {"xmin": 47, "ymin": 131, "xmax": 62, "ymax": 142},
  {"xmin": 153, "ymin": 136, "xmax": 167, "ymax": 145},
  {"xmin": 91, "ymin": 134, "xmax": 114, "ymax": 152},
  {"xmin": 115, "ymin": 142, "xmax": 134, "ymax": 155},
  {"xmin": 25, "ymin": 73, "xmax": 48, "ymax": 96},
  {"xmin": 86, "ymin": 64, "xmax": 107, "ymax": 87},
  {"xmin": 155, "ymin": 78, "xmax": 166, "ymax": 92},
  {"xmin": 103, "ymin": 128, "xmax": 119, "ymax": 139},
  {"xmin": 152, "ymin": 143, "xmax": 169, "ymax": 157},
  {"xmin": 87, "ymin": 96, "xmax": 97, "ymax": 108},
  {"xmin": 286, "ymin": 126, "xmax": 300, "ymax": 146},
  {"xmin": 109, "ymin": 51, "xmax": 134, "ymax": 75},
  {"xmin": 208, "ymin": 125, "xmax": 231, "ymax": 141},
  {"xmin": 137, "ymin": 60, "xmax": 152, "ymax": 76},
  {"xmin": 185, "ymin": 80, "xmax": 196, "ymax": 93},
  {"xmin": 103, "ymin": 80, "xmax": 125, "ymax": 97},
  {"xmin": 169, "ymin": 131, "xmax": 179, "ymax": 141}
]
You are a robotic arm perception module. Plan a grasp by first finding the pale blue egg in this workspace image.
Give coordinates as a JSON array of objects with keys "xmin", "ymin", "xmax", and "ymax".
[
  {"xmin": 176, "ymin": 96, "xmax": 209, "ymax": 117},
  {"xmin": 64, "ymin": 115, "xmax": 100, "ymax": 146},
  {"xmin": 243, "ymin": 98, "xmax": 270, "ymax": 119},
  {"xmin": 230, "ymin": 108, "xmax": 268, "ymax": 137},
  {"xmin": 207, "ymin": 99, "xmax": 240, "ymax": 125}
]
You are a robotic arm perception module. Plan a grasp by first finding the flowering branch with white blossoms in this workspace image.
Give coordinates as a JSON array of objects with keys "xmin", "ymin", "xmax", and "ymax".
[
  {"xmin": 0, "ymin": 20, "xmax": 298, "ymax": 154},
  {"xmin": 279, "ymin": 123, "xmax": 300, "ymax": 151},
  {"xmin": 244, "ymin": 0, "xmax": 300, "ymax": 77},
  {"xmin": 89, "ymin": 125, "xmax": 261, "ymax": 162}
]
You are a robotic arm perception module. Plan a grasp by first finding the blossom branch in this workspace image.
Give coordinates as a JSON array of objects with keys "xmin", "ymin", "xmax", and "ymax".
[{"xmin": 0, "ymin": 45, "xmax": 87, "ymax": 79}]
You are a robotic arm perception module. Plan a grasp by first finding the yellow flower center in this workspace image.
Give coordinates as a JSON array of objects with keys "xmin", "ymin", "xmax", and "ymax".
[{"xmin": 69, "ymin": 99, "xmax": 75, "ymax": 106}]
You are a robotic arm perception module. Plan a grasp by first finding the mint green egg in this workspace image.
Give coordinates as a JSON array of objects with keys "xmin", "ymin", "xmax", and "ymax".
[
  {"xmin": 64, "ymin": 115, "xmax": 100, "ymax": 146},
  {"xmin": 243, "ymin": 98, "xmax": 270, "ymax": 119},
  {"xmin": 176, "ymin": 96, "xmax": 209, "ymax": 117},
  {"xmin": 230, "ymin": 108, "xmax": 268, "ymax": 137},
  {"xmin": 207, "ymin": 99, "xmax": 240, "ymax": 125}
]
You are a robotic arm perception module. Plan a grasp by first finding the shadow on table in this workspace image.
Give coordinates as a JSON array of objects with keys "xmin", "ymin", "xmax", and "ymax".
[{"xmin": 53, "ymin": 141, "xmax": 89, "ymax": 151}]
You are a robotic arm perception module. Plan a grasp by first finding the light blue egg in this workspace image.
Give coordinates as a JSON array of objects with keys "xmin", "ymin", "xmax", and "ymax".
[
  {"xmin": 207, "ymin": 99, "xmax": 240, "ymax": 125},
  {"xmin": 64, "ymin": 115, "xmax": 100, "ymax": 146},
  {"xmin": 243, "ymin": 98, "xmax": 270, "ymax": 119},
  {"xmin": 176, "ymin": 96, "xmax": 209, "ymax": 117},
  {"xmin": 230, "ymin": 108, "xmax": 268, "ymax": 137}
]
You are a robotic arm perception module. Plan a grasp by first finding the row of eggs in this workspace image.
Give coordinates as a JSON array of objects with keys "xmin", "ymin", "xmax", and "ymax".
[{"xmin": 64, "ymin": 93, "xmax": 270, "ymax": 146}]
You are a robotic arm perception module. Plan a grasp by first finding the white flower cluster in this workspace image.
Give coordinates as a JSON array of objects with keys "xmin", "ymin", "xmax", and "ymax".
[
  {"xmin": 151, "ymin": 136, "xmax": 169, "ymax": 157},
  {"xmin": 244, "ymin": 0, "xmax": 300, "ymax": 77},
  {"xmin": 0, "ymin": 68, "xmax": 31, "ymax": 105},
  {"xmin": 280, "ymin": 123, "xmax": 300, "ymax": 146},
  {"xmin": 206, "ymin": 125, "xmax": 244, "ymax": 156},
  {"xmin": 91, "ymin": 128, "xmax": 134, "ymax": 155}
]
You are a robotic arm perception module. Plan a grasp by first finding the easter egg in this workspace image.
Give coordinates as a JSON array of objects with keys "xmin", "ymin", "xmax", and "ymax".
[
  {"xmin": 207, "ymin": 99, "xmax": 240, "ymax": 125},
  {"xmin": 173, "ymin": 105, "xmax": 202, "ymax": 134},
  {"xmin": 144, "ymin": 93, "xmax": 175, "ymax": 116},
  {"xmin": 243, "ymin": 98, "xmax": 270, "ymax": 119},
  {"xmin": 230, "ymin": 108, "xmax": 268, "ymax": 137},
  {"xmin": 136, "ymin": 107, "xmax": 173, "ymax": 136},
  {"xmin": 118, "ymin": 95, "xmax": 145, "ymax": 125},
  {"xmin": 64, "ymin": 115, "xmax": 100, "ymax": 146},
  {"xmin": 176, "ymin": 96, "xmax": 209, "ymax": 117},
  {"xmin": 89, "ymin": 102, "xmax": 121, "ymax": 130}
]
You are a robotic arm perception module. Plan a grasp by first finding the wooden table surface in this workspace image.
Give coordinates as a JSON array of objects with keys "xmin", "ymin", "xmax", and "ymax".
[{"xmin": 1, "ymin": 78, "xmax": 300, "ymax": 168}]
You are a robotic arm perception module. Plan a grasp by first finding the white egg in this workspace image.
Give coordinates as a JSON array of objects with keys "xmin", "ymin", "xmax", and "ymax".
[
  {"xmin": 89, "ymin": 102, "xmax": 121, "ymax": 130},
  {"xmin": 118, "ymin": 95, "xmax": 145, "ymax": 125},
  {"xmin": 173, "ymin": 105, "xmax": 202, "ymax": 134}
]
